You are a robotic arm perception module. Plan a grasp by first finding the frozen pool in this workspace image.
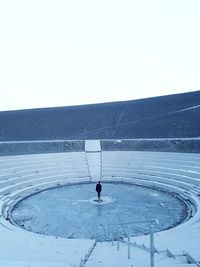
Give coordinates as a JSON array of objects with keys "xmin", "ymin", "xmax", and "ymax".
[{"xmin": 11, "ymin": 183, "xmax": 188, "ymax": 240}]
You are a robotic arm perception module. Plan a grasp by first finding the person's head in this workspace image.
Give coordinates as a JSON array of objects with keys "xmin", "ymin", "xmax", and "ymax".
[{"xmin": 98, "ymin": 180, "xmax": 101, "ymax": 184}]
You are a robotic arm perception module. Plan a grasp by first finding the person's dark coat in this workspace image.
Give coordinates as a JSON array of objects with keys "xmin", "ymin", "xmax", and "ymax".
[{"xmin": 96, "ymin": 183, "xmax": 102, "ymax": 193}]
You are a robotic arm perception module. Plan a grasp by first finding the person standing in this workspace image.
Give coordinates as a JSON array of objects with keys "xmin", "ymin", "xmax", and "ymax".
[{"xmin": 96, "ymin": 181, "xmax": 102, "ymax": 200}]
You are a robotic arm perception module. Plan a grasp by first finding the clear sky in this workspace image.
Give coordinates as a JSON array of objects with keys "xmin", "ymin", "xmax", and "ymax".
[{"xmin": 0, "ymin": 0, "xmax": 200, "ymax": 111}]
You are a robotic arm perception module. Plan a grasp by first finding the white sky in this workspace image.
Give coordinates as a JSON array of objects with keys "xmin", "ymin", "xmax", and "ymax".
[{"xmin": 0, "ymin": 0, "xmax": 200, "ymax": 111}]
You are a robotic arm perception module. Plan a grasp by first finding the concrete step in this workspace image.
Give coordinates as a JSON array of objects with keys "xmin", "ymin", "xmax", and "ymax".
[{"xmin": 84, "ymin": 241, "xmax": 198, "ymax": 267}]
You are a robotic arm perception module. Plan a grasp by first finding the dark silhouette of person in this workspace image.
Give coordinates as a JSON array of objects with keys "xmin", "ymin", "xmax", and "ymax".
[{"xmin": 96, "ymin": 181, "xmax": 102, "ymax": 200}]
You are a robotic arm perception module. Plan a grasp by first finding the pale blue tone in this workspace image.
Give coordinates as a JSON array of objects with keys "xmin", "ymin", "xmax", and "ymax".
[
  {"xmin": 0, "ymin": 0, "xmax": 199, "ymax": 111},
  {"xmin": 11, "ymin": 183, "xmax": 188, "ymax": 240}
]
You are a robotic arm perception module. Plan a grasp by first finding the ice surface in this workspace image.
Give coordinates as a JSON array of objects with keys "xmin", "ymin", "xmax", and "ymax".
[{"xmin": 11, "ymin": 183, "xmax": 188, "ymax": 240}]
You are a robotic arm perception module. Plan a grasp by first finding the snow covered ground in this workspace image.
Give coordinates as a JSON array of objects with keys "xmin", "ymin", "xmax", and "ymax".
[{"xmin": 0, "ymin": 140, "xmax": 200, "ymax": 266}]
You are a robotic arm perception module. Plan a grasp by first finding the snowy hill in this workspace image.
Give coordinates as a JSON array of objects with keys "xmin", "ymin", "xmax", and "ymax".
[{"xmin": 0, "ymin": 91, "xmax": 200, "ymax": 141}]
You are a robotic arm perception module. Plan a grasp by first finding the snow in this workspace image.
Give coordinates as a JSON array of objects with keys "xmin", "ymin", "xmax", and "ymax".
[
  {"xmin": 85, "ymin": 241, "xmax": 149, "ymax": 267},
  {"xmin": 85, "ymin": 140, "xmax": 101, "ymax": 152},
  {"xmin": 85, "ymin": 140, "xmax": 101, "ymax": 180},
  {"xmin": 84, "ymin": 241, "xmax": 198, "ymax": 267},
  {"xmin": 0, "ymin": 225, "xmax": 95, "ymax": 267},
  {"xmin": 86, "ymin": 152, "xmax": 101, "ymax": 180},
  {"xmin": 0, "ymin": 148, "xmax": 200, "ymax": 266},
  {"xmin": 88, "ymin": 196, "xmax": 115, "ymax": 205},
  {"xmin": 0, "ymin": 261, "xmax": 69, "ymax": 267}
]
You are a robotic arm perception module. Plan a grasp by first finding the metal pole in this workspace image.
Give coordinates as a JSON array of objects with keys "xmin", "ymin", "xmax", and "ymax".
[
  {"xmin": 150, "ymin": 224, "xmax": 154, "ymax": 267},
  {"xmin": 128, "ymin": 226, "xmax": 131, "ymax": 259},
  {"xmin": 111, "ymin": 228, "xmax": 114, "ymax": 246},
  {"xmin": 117, "ymin": 226, "xmax": 119, "ymax": 251},
  {"xmin": 107, "ymin": 225, "xmax": 110, "ymax": 241}
]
